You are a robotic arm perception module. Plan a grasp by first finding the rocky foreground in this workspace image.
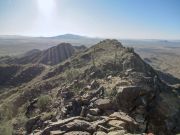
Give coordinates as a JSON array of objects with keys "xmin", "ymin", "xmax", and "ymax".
[{"xmin": 1, "ymin": 40, "xmax": 179, "ymax": 135}]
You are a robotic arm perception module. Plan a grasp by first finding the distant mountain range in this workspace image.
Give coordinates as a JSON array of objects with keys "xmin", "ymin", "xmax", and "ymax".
[
  {"xmin": 0, "ymin": 34, "xmax": 180, "ymax": 57},
  {"xmin": 0, "ymin": 34, "xmax": 101, "ymax": 56}
]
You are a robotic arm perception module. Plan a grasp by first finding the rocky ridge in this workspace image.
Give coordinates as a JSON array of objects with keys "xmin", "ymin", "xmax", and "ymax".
[
  {"xmin": 0, "ymin": 40, "xmax": 179, "ymax": 135},
  {"xmin": 0, "ymin": 43, "xmax": 82, "ymax": 65}
]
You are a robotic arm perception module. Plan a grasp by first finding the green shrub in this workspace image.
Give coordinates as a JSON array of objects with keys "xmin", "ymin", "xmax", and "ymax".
[
  {"xmin": 0, "ymin": 121, "xmax": 13, "ymax": 135},
  {"xmin": 37, "ymin": 95, "xmax": 52, "ymax": 112},
  {"xmin": 41, "ymin": 112, "xmax": 54, "ymax": 121},
  {"xmin": 0, "ymin": 103, "xmax": 13, "ymax": 121},
  {"xmin": 125, "ymin": 47, "xmax": 134, "ymax": 53},
  {"xmin": 65, "ymin": 68, "xmax": 80, "ymax": 82}
]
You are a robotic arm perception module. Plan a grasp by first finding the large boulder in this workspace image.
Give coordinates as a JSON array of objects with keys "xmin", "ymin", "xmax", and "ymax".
[
  {"xmin": 109, "ymin": 112, "xmax": 139, "ymax": 133},
  {"xmin": 41, "ymin": 117, "xmax": 85, "ymax": 135},
  {"xmin": 115, "ymin": 86, "xmax": 153, "ymax": 111},
  {"xmin": 94, "ymin": 98, "xmax": 112, "ymax": 110},
  {"xmin": 64, "ymin": 119, "xmax": 95, "ymax": 133}
]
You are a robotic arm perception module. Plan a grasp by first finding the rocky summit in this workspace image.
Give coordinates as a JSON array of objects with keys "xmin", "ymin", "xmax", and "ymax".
[{"xmin": 0, "ymin": 39, "xmax": 179, "ymax": 135}]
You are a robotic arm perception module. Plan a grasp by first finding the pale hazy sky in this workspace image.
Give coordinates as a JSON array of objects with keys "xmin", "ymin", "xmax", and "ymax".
[{"xmin": 0, "ymin": 0, "xmax": 180, "ymax": 39}]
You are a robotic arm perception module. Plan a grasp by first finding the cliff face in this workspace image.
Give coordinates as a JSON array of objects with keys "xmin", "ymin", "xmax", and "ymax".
[{"xmin": 0, "ymin": 40, "xmax": 179, "ymax": 135}]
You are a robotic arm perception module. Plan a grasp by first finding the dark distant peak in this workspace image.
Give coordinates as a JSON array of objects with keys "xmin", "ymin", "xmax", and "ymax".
[
  {"xmin": 159, "ymin": 40, "xmax": 169, "ymax": 43},
  {"xmin": 53, "ymin": 42, "xmax": 73, "ymax": 48},
  {"xmin": 97, "ymin": 39, "xmax": 123, "ymax": 48},
  {"xmin": 52, "ymin": 34, "xmax": 87, "ymax": 39}
]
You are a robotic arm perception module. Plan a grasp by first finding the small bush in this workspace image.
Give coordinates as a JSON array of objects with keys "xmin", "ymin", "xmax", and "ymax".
[
  {"xmin": 37, "ymin": 95, "xmax": 52, "ymax": 112},
  {"xmin": 65, "ymin": 68, "xmax": 80, "ymax": 82},
  {"xmin": 0, "ymin": 103, "xmax": 13, "ymax": 121},
  {"xmin": 125, "ymin": 47, "xmax": 134, "ymax": 53},
  {"xmin": 41, "ymin": 112, "xmax": 54, "ymax": 121}
]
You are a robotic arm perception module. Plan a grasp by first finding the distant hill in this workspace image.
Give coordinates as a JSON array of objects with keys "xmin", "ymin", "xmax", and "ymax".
[
  {"xmin": 0, "ymin": 34, "xmax": 101, "ymax": 56},
  {"xmin": 50, "ymin": 34, "xmax": 101, "ymax": 46},
  {"xmin": 0, "ymin": 43, "xmax": 85, "ymax": 65},
  {"xmin": 52, "ymin": 34, "xmax": 89, "ymax": 39}
]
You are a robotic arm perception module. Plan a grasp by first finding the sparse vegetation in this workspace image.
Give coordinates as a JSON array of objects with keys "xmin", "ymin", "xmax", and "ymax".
[
  {"xmin": 92, "ymin": 47, "xmax": 96, "ymax": 67},
  {"xmin": 65, "ymin": 68, "xmax": 80, "ymax": 82},
  {"xmin": 0, "ymin": 121, "xmax": 13, "ymax": 135},
  {"xmin": 125, "ymin": 47, "xmax": 134, "ymax": 53},
  {"xmin": 0, "ymin": 39, "xmax": 179, "ymax": 134},
  {"xmin": 37, "ymin": 95, "xmax": 52, "ymax": 112},
  {"xmin": 0, "ymin": 103, "xmax": 13, "ymax": 121}
]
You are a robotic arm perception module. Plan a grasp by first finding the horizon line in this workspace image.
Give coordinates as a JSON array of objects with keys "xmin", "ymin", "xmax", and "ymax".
[{"xmin": 0, "ymin": 33, "xmax": 180, "ymax": 41}]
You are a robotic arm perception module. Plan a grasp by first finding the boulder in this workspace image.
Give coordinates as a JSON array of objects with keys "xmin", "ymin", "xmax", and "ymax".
[
  {"xmin": 41, "ymin": 117, "xmax": 86, "ymax": 135},
  {"xmin": 134, "ymin": 114, "xmax": 145, "ymax": 123},
  {"xmin": 89, "ymin": 108, "xmax": 100, "ymax": 116},
  {"xmin": 104, "ymin": 109, "xmax": 115, "ymax": 115},
  {"xmin": 109, "ymin": 112, "xmax": 139, "ymax": 133},
  {"xmin": 109, "ymin": 112, "xmax": 136, "ymax": 124},
  {"xmin": 64, "ymin": 131, "xmax": 90, "ymax": 135},
  {"xmin": 108, "ymin": 130, "xmax": 126, "ymax": 135},
  {"xmin": 86, "ymin": 114, "xmax": 102, "ymax": 121},
  {"xmin": 94, "ymin": 98, "xmax": 112, "ymax": 110},
  {"xmin": 64, "ymin": 119, "xmax": 95, "ymax": 133},
  {"xmin": 50, "ymin": 130, "xmax": 65, "ymax": 135},
  {"xmin": 94, "ymin": 131, "xmax": 107, "ymax": 135},
  {"xmin": 107, "ymin": 75, "xmax": 112, "ymax": 81},
  {"xmin": 115, "ymin": 86, "xmax": 149, "ymax": 111},
  {"xmin": 107, "ymin": 120, "xmax": 126, "ymax": 129}
]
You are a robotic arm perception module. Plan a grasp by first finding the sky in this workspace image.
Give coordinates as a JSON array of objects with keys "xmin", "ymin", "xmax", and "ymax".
[{"xmin": 0, "ymin": 0, "xmax": 179, "ymax": 39}]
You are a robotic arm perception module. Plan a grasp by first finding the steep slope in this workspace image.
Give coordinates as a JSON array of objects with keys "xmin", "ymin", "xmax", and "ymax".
[
  {"xmin": 0, "ymin": 43, "xmax": 77, "ymax": 65},
  {"xmin": 0, "ymin": 39, "xmax": 179, "ymax": 135},
  {"xmin": 37, "ymin": 43, "xmax": 75, "ymax": 65},
  {"xmin": 0, "ymin": 64, "xmax": 45, "ymax": 87}
]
